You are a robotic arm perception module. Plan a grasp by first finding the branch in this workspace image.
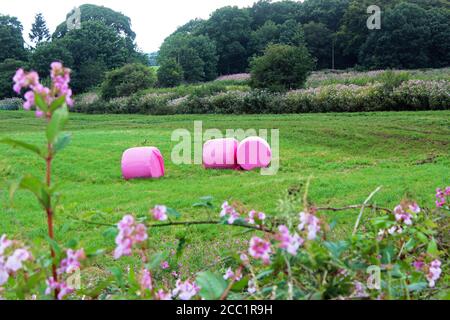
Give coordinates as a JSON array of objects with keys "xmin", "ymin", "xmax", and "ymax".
[
  {"xmin": 316, "ymin": 204, "xmax": 392, "ymax": 214},
  {"xmin": 73, "ymin": 218, "xmax": 275, "ymax": 234},
  {"xmin": 353, "ymin": 186, "xmax": 382, "ymax": 235}
]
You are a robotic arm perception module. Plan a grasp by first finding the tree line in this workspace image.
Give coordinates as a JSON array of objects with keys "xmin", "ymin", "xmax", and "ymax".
[{"xmin": 0, "ymin": 0, "xmax": 449, "ymax": 99}]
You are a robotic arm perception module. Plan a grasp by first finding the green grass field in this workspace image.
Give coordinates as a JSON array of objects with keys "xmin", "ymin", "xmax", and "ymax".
[{"xmin": 0, "ymin": 110, "xmax": 449, "ymax": 276}]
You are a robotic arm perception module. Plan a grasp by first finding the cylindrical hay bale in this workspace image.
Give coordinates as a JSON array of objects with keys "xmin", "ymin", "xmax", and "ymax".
[
  {"xmin": 121, "ymin": 147, "xmax": 165, "ymax": 180},
  {"xmin": 203, "ymin": 138, "xmax": 240, "ymax": 169},
  {"xmin": 237, "ymin": 137, "xmax": 272, "ymax": 171}
]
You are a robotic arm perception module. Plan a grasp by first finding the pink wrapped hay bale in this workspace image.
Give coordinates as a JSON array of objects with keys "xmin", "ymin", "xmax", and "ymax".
[
  {"xmin": 121, "ymin": 147, "xmax": 165, "ymax": 180},
  {"xmin": 203, "ymin": 138, "xmax": 240, "ymax": 169},
  {"xmin": 237, "ymin": 137, "xmax": 272, "ymax": 171}
]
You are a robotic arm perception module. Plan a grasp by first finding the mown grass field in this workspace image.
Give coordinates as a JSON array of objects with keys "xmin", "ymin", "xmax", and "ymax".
[{"xmin": 0, "ymin": 110, "xmax": 449, "ymax": 277}]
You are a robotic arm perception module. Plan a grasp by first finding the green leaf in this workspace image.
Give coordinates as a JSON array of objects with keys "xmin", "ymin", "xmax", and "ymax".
[
  {"xmin": 109, "ymin": 267, "xmax": 124, "ymax": 288},
  {"xmin": 196, "ymin": 271, "xmax": 228, "ymax": 300},
  {"xmin": 53, "ymin": 133, "xmax": 71, "ymax": 155},
  {"xmin": 407, "ymin": 282, "xmax": 428, "ymax": 292},
  {"xmin": 427, "ymin": 238, "xmax": 438, "ymax": 256},
  {"xmin": 231, "ymin": 277, "xmax": 249, "ymax": 292},
  {"xmin": 167, "ymin": 207, "xmax": 181, "ymax": 219},
  {"xmin": 324, "ymin": 241, "xmax": 349, "ymax": 259},
  {"xmin": 35, "ymin": 93, "xmax": 48, "ymax": 112},
  {"xmin": 0, "ymin": 138, "xmax": 44, "ymax": 158},
  {"xmin": 46, "ymin": 105, "xmax": 68, "ymax": 143},
  {"xmin": 44, "ymin": 235, "xmax": 62, "ymax": 262},
  {"xmin": 146, "ymin": 251, "xmax": 169, "ymax": 271},
  {"xmin": 12, "ymin": 175, "xmax": 50, "ymax": 209},
  {"xmin": 49, "ymin": 95, "xmax": 66, "ymax": 112}
]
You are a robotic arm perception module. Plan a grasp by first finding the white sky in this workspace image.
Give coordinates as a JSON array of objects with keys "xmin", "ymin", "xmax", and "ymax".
[{"xmin": 0, "ymin": 0, "xmax": 277, "ymax": 52}]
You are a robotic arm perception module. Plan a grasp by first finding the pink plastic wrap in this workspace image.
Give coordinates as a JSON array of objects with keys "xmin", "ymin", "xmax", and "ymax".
[
  {"xmin": 203, "ymin": 138, "xmax": 240, "ymax": 169},
  {"xmin": 237, "ymin": 137, "xmax": 272, "ymax": 171},
  {"xmin": 121, "ymin": 147, "xmax": 165, "ymax": 180}
]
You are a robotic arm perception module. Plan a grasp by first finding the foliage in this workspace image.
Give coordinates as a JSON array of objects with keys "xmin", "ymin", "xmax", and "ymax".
[
  {"xmin": 250, "ymin": 44, "xmax": 315, "ymax": 91},
  {"xmin": 157, "ymin": 59, "xmax": 184, "ymax": 88},
  {"xmin": 0, "ymin": 97, "xmax": 23, "ymax": 110},
  {"xmin": 0, "ymin": 59, "xmax": 28, "ymax": 99},
  {"xmin": 359, "ymin": 3, "xmax": 450, "ymax": 69},
  {"xmin": 0, "ymin": 15, "xmax": 28, "ymax": 62},
  {"xmin": 29, "ymin": 13, "xmax": 50, "ymax": 46},
  {"xmin": 101, "ymin": 63, "xmax": 156, "ymax": 100},
  {"xmin": 204, "ymin": 6, "xmax": 252, "ymax": 75},
  {"xmin": 303, "ymin": 22, "xmax": 333, "ymax": 70},
  {"xmin": 158, "ymin": 33, "xmax": 217, "ymax": 84}
]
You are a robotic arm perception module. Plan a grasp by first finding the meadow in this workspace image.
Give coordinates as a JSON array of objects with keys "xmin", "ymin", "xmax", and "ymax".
[{"xmin": 1, "ymin": 110, "xmax": 449, "ymax": 278}]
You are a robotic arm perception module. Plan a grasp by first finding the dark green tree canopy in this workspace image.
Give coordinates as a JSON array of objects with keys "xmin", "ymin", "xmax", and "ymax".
[
  {"xmin": 53, "ymin": 4, "xmax": 136, "ymax": 40},
  {"xmin": 158, "ymin": 33, "xmax": 217, "ymax": 83},
  {"xmin": 250, "ymin": 44, "xmax": 315, "ymax": 91},
  {"xmin": 359, "ymin": 2, "xmax": 447, "ymax": 69},
  {"xmin": 101, "ymin": 63, "xmax": 156, "ymax": 100},
  {"xmin": 29, "ymin": 13, "xmax": 50, "ymax": 46},
  {"xmin": 0, "ymin": 15, "xmax": 28, "ymax": 62},
  {"xmin": 204, "ymin": 6, "xmax": 252, "ymax": 74},
  {"xmin": 157, "ymin": 58, "xmax": 184, "ymax": 87},
  {"xmin": 0, "ymin": 58, "xmax": 28, "ymax": 99}
]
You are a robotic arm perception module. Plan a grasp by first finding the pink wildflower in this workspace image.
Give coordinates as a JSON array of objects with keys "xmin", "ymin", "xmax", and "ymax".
[
  {"xmin": 298, "ymin": 211, "xmax": 321, "ymax": 240},
  {"xmin": 5, "ymin": 248, "xmax": 31, "ymax": 272},
  {"xmin": 393, "ymin": 205, "xmax": 413, "ymax": 225},
  {"xmin": 248, "ymin": 237, "xmax": 271, "ymax": 264},
  {"xmin": 247, "ymin": 210, "xmax": 266, "ymax": 225},
  {"xmin": 413, "ymin": 261, "xmax": 425, "ymax": 271},
  {"xmin": 114, "ymin": 215, "xmax": 148, "ymax": 259},
  {"xmin": 247, "ymin": 279, "xmax": 257, "ymax": 294},
  {"xmin": 58, "ymin": 249, "xmax": 85, "ymax": 275},
  {"xmin": 220, "ymin": 201, "xmax": 240, "ymax": 224},
  {"xmin": 436, "ymin": 188, "xmax": 448, "ymax": 208},
  {"xmin": 0, "ymin": 235, "xmax": 12, "ymax": 256},
  {"xmin": 172, "ymin": 279, "xmax": 200, "ymax": 300},
  {"xmin": 160, "ymin": 261, "xmax": 169, "ymax": 270},
  {"xmin": 426, "ymin": 259, "xmax": 442, "ymax": 288},
  {"xmin": 151, "ymin": 205, "xmax": 168, "ymax": 221},
  {"xmin": 275, "ymin": 225, "xmax": 304, "ymax": 256},
  {"xmin": 155, "ymin": 289, "xmax": 172, "ymax": 300},
  {"xmin": 140, "ymin": 269, "xmax": 153, "ymax": 291},
  {"xmin": 223, "ymin": 267, "xmax": 242, "ymax": 281}
]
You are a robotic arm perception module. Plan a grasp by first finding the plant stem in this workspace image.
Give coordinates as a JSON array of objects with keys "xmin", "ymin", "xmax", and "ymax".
[{"xmin": 46, "ymin": 142, "xmax": 58, "ymax": 299}]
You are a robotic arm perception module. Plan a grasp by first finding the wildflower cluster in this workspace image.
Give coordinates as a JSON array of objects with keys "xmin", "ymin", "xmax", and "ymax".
[
  {"xmin": 114, "ymin": 215, "xmax": 148, "ymax": 259},
  {"xmin": 13, "ymin": 62, "xmax": 73, "ymax": 117}
]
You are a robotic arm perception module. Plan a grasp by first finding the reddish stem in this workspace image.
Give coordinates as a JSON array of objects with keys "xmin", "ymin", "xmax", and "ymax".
[{"xmin": 46, "ymin": 142, "xmax": 59, "ymax": 299}]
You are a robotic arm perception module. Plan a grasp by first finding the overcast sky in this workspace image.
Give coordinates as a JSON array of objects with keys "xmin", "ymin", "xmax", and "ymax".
[{"xmin": 0, "ymin": 0, "xmax": 280, "ymax": 52}]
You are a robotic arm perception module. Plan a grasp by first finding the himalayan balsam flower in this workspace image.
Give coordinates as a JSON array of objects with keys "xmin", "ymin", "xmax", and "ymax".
[
  {"xmin": 393, "ymin": 205, "xmax": 413, "ymax": 225},
  {"xmin": 151, "ymin": 205, "xmax": 168, "ymax": 221},
  {"xmin": 353, "ymin": 281, "xmax": 368, "ymax": 298},
  {"xmin": 58, "ymin": 249, "xmax": 85, "ymax": 275},
  {"xmin": 0, "ymin": 235, "xmax": 12, "ymax": 256},
  {"xmin": 413, "ymin": 261, "xmax": 425, "ymax": 271},
  {"xmin": 275, "ymin": 225, "xmax": 304, "ymax": 256},
  {"xmin": 223, "ymin": 267, "xmax": 242, "ymax": 281},
  {"xmin": 247, "ymin": 279, "xmax": 257, "ymax": 294},
  {"xmin": 140, "ymin": 269, "xmax": 153, "ymax": 291},
  {"xmin": 155, "ymin": 289, "xmax": 172, "ymax": 300},
  {"xmin": 114, "ymin": 215, "xmax": 148, "ymax": 259},
  {"xmin": 45, "ymin": 277, "xmax": 75, "ymax": 300},
  {"xmin": 220, "ymin": 201, "xmax": 240, "ymax": 224},
  {"xmin": 298, "ymin": 211, "xmax": 321, "ymax": 240},
  {"xmin": 426, "ymin": 259, "xmax": 442, "ymax": 288},
  {"xmin": 13, "ymin": 63, "xmax": 73, "ymax": 118},
  {"xmin": 435, "ymin": 187, "xmax": 449, "ymax": 208},
  {"xmin": 4, "ymin": 249, "xmax": 31, "ymax": 272},
  {"xmin": 248, "ymin": 237, "xmax": 271, "ymax": 264},
  {"xmin": 160, "ymin": 261, "xmax": 169, "ymax": 270},
  {"xmin": 247, "ymin": 210, "xmax": 266, "ymax": 225},
  {"xmin": 172, "ymin": 279, "xmax": 200, "ymax": 300}
]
